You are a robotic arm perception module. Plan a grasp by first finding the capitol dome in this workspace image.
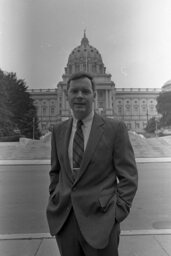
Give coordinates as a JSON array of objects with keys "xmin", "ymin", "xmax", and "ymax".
[
  {"xmin": 162, "ymin": 80, "xmax": 171, "ymax": 92},
  {"xmin": 64, "ymin": 32, "xmax": 106, "ymax": 76}
]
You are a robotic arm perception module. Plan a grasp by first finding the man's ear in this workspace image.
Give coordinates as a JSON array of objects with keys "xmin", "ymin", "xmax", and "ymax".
[{"xmin": 93, "ymin": 91, "xmax": 96, "ymax": 100}]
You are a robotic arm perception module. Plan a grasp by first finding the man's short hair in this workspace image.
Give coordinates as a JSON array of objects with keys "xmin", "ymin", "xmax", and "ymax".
[{"xmin": 67, "ymin": 72, "xmax": 95, "ymax": 91}]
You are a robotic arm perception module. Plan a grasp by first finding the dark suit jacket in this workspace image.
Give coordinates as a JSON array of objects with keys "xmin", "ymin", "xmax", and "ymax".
[{"xmin": 46, "ymin": 113, "xmax": 138, "ymax": 249}]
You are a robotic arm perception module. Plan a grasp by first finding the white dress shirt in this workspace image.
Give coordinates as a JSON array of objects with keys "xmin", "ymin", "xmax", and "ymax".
[{"xmin": 68, "ymin": 111, "xmax": 94, "ymax": 169}]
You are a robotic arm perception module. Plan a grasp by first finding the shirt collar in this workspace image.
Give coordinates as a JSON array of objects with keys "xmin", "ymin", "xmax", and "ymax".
[{"xmin": 72, "ymin": 110, "xmax": 94, "ymax": 127}]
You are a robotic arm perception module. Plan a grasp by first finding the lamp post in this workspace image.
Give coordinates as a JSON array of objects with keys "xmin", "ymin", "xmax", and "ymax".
[
  {"xmin": 155, "ymin": 117, "xmax": 157, "ymax": 137},
  {"xmin": 146, "ymin": 106, "xmax": 149, "ymax": 123},
  {"xmin": 33, "ymin": 117, "xmax": 35, "ymax": 140},
  {"xmin": 155, "ymin": 117, "xmax": 159, "ymax": 137}
]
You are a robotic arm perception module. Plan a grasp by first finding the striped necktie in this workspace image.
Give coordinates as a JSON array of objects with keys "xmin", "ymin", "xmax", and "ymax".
[{"xmin": 73, "ymin": 120, "xmax": 84, "ymax": 169}]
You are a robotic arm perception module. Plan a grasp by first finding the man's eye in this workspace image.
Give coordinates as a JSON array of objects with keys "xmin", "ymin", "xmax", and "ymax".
[
  {"xmin": 82, "ymin": 89, "xmax": 90, "ymax": 94},
  {"xmin": 70, "ymin": 89, "xmax": 78, "ymax": 94},
  {"xmin": 70, "ymin": 89, "xmax": 90, "ymax": 94}
]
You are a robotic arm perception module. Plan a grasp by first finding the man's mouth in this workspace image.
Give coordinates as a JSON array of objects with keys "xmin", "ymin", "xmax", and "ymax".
[
  {"xmin": 74, "ymin": 102, "xmax": 85, "ymax": 106},
  {"xmin": 73, "ymin": 103, "xmax": 86, "ymax": 110}
]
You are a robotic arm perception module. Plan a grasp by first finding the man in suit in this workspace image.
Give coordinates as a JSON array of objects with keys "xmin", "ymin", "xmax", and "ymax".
[{"xmin": 46, "ymin": 72, "xmax": 138, "ymax": 256}]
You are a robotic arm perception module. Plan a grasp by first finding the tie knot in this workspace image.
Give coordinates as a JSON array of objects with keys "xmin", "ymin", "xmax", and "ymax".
[{"xmin": 77, "ymin": 120, "xmax": 83, "ymax": 129}]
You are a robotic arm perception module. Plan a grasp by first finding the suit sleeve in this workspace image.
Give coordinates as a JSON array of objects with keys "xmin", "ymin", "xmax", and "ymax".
[
  {"xmin": 113, "ymin": 121, "xmax": 138, "ymax": 223},
  {"xmin": 48, "ymin": 126, "xmax": 60, "ymax": 196}
]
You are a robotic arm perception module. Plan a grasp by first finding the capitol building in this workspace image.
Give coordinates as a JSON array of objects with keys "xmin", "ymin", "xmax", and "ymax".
[{"xmin": 28, "ymin": 33, "xmax": 162, "ymax": 134}]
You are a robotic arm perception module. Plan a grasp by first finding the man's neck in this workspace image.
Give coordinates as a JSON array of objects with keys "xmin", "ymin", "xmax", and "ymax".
[{"xmin": 72, "ymin": 110, "xmax": 94, "ymax": 123}]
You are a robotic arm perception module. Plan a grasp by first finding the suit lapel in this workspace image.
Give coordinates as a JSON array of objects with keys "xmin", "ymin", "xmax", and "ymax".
[
  {"xmin": 75, "ymin": 114, "xmax": 104, "ymax": 183},
  {"xmin": 63, "ymin": 118, "xmax": 73, "ymax": 181}
]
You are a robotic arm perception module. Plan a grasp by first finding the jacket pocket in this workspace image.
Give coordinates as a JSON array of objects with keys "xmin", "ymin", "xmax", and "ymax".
[
  {"xmin": 115, "ymin": 199, "xmax": 130, "ymax": 223},
  {"xmin": 98, "ymin": 193, "xmax": 116, "ymax": 212},
  {"xmin": 52, "ymin": 193, "xmax": 59, "ymax": 205},
  {"xmin": 49, "ymin": 189, "xmax": 60, "ymax": 205}
]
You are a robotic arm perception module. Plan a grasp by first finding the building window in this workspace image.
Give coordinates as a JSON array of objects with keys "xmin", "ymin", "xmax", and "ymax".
[
  {"xmin": 83, "ymin": 63, "xmax": 86, "ymax": 71},
  {"xmin": 149, "ymin": 105, "xmax": 154, "ymax": 111},
  {"xmin": 51, "ymin": 107, "xmax": 55, "ymax": 115},
  {"xmin": 75, "ymin": 64, "xmax": 79, "ymax": 72},
  {"xmin": 127, "ymin": 123, "xmax": 131, "ymax": 130},
  {"xmin": 135, "ymin": 122, "xmax": 140, "ymax": 129},
  {"xmin": 42, "ymin": 107, "xmax": 46, "ymax": 116},
  {"xmin": 92, "ymin": 64, "xmax": 96, "ymax": 73},
  {"xmin": 142, "ymin": 105, "xmax": 147, "ymax": 111},
  {"xmin": 99, "ymin": 65, "xmax": 103, "ymax": 73},
  {"xmin": 133, "ymin": 105, "xmax": 139, "ymax": 111},
  {"xmin": 143, "ymin": 122, "xmax": 147, "ymax": 128},
  {"xmin": 98, "ymin": 101, "xmax": 104, "ymax": 108},
  {"xmin": 36, "ymin": 106, "xmax": 39, "ymax": 113},
  {"xmin": 69, "ymin": 65, "xmax": 72, "ymax": 74},
  {"xmin": 125, "ymin": 104, "xmax": 131, "ymax": 111},
  {"xmin": 42, "ymin": 124, "xmax": 46, "ymax": 130},
  {"xmin": 98, "ymin": 90, "xmax": 105, "ymax": 99},
  {"xmin": 117, "ymin": 105, "xmax": 123, "ymax": 115}
]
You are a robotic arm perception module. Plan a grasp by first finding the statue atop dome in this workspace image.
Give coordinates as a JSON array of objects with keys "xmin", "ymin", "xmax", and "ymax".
[{"xmin": 81, "ymin": 30, "xmax": 89, "ymax": 47}]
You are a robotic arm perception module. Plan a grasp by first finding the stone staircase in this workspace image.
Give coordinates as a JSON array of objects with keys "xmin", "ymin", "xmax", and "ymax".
[
  {"xmin": 0, "ymin": 133, "xmax": 171, "ymax": 160},
  {"xmin": 129, "ymin": 132, "xmax": 171, "ymax": 158}
]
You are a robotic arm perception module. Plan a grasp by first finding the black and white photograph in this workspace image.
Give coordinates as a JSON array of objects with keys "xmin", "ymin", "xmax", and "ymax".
[{"xmin": 0, "ymin": 0, "xmax": 171, "ymax": 255}]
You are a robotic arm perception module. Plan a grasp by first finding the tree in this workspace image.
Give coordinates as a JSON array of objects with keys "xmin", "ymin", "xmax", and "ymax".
[
  {"xmin": 0, "ymin": 70, "xmax": 14, "ymax": 136},
  {"xmin": 145, "ymin": 117, "xmax": 159, "ymax": 133},
  {"xmin": 0, "ymin": 69, "xmax": 41, "ymax": 139},
  {"xmin": 156, "ymin": 91, "xmax": 171, "ymax": 127}
]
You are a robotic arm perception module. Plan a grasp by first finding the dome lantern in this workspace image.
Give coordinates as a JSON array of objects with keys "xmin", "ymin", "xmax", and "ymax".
[{"xmin": 81, "ymin": 30, "xmax": 89, "ymax": 47}]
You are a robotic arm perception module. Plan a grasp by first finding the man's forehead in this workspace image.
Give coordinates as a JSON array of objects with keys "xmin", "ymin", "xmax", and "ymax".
[
  {"xmin": 70, "ymin": 77, "xmax": 91, "ymax": 84},
  {"xmin": 70, "ymin": 77, "xmax": 92, "ymax": 87}
]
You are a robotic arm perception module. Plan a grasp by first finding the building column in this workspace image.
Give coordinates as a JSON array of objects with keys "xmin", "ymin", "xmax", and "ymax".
[
  {"xmin": 108, "ymin": 90, "xmax": 112, "ymax": 109},
  {"xmin": 62, "ymin": 90, "xmax": 65, "ymax": 109},
  {"xmin": 106, "ymin": 90, "xmax": 109, "ymax": 109}
]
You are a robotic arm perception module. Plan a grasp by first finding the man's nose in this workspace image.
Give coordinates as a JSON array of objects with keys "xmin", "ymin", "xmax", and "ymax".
[{"xmin": 76, "ymin": 91, "xmax": 83, "ymax": 97}]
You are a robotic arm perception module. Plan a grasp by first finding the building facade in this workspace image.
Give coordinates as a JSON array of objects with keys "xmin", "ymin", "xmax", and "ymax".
[
  {"xmin": 28, "ymin": 33, "xmax": 161, "ymax": 134},
  {"xmin": 28, "ymin": 88, "xmax": 58, "ymax": 133},
  {"xmin": 114, "ymin": 88, "xmax": 160, "ymax": 131}
]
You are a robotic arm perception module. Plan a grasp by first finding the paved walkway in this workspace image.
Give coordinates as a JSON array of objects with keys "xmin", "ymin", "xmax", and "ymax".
[
  {"xmin": 1, "ymin": 232, "xmax": 171, "ymax": 256},
  {"xmin": 1, "ymin": 157, "xmax": 171, "ymax": 165},
  {"xmin": 1, "ymin": 158, "xmax": 171, "ymax": 255}
]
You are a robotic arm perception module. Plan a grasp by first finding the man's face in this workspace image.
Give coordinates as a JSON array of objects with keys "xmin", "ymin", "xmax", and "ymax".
[{"xmin": 66, "ymin": 77, "xmax": 96, "ymax": 120}]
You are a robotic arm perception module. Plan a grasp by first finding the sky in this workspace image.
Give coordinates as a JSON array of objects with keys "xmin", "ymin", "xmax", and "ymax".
[{"xmin": 0, "ymin": 0, "xmax": 171, "ymax": 90}]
